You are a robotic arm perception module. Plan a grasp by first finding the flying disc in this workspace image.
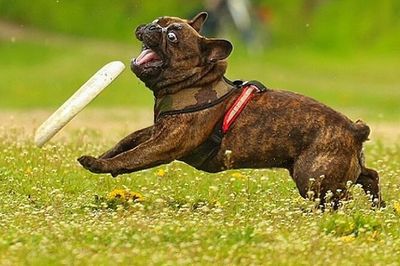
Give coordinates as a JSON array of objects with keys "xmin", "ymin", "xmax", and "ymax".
[{"xmin": 34, "ymin": 61, "xmax": 125, "ymax": 147}]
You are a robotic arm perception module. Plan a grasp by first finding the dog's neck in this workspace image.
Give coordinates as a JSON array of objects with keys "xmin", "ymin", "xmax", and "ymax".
[
  {"xmin": 153, "ymin": 62, "xmax": 235, "ymax": 121},
  {"xmin": 152, "ymin": 61, "xmax": 228, "ymax": 97}
]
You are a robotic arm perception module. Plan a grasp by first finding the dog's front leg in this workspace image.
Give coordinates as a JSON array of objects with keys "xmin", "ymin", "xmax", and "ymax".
[
  {"xmin": 98, "ymin": 126, "xmax": 153, "ymax": 159},
  {"xmin": 78, "ymin": 116, "xmax": 200, "ymax": 176}
]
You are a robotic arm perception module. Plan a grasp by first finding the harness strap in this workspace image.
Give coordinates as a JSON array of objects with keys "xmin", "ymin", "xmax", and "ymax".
[
  {"xmin": 211, "ymin": 80, "xmax": 267, "ymax": 141},
  {"xmin": 191, "ymin": 80, "xmax": 267, "ymax": 168},
  {"xmin": 223, "ymin": 84, "xmax": 262, "ymax": 133}
]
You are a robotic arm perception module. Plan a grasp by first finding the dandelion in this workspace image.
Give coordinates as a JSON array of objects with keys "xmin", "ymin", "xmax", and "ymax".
[
  {"xmin": 340, "ymin": 235, "xmax": 355, "ymax": 243},
  {"xmin": 394, "ymin": 201, "xmax": 400, "ymax": 215},
  {"xmin": 231, "ymin": 172, "xmax": 246, "ymax": 179},
  {"xmin": 107, "ymin": 189, "xmax": 144, "ymax": 202},
  {"xmin": 25, "ymin": 167, "xmax": 32, "ymax": 175},
  {"xmin": 107, "ymin": 189, "xmax": 125, "ymax": 199},
  {"xmin": 156, "ymin": 169, "xmax": 166, "ymax": 177}
]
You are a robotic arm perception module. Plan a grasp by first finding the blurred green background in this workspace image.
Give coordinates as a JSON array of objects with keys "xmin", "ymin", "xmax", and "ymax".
[{"xmin": 0, "ymin": 0, "xmax": 399, "ymax": 121}]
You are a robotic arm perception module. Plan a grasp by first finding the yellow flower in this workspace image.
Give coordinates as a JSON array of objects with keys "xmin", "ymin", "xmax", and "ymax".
[
  {"xmin": 394, "ymin": 201, "xmax": 400, "ymax": 215},
  {"xmin": 340, "ymin": 235, "xmax": 355, "ymax": 243},
  {"xmin": 25, "ymin": 167, "xmax": 32, "ymax": 175},
  {"xmin": 156, "ymin": 169, "xmax": 166, "ymax": 177},
  {"xmin": 107, "ymin": 189, "xmax": 144, "ymax": 202},
  {"xmin": 129, "ymin": 192, "xmax": 144, "ymax": 202},
  {"xmin": 231, "ymin": 172, "xmax": 246, "ymax": 179},
  {"xmin": 107, "ymin": 189, "xmax": 125, "ymax": 200}
]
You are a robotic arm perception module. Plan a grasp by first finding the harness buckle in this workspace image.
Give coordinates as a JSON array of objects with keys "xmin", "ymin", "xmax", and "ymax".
[{"xmin": 210, "ymin": 130, "xmax": 223, "ymax": 144}]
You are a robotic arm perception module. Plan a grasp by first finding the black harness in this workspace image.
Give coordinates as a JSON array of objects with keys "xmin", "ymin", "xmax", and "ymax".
[{"xmin": 182, "ymin": 79, "xmax": 268, "ymax": 169}]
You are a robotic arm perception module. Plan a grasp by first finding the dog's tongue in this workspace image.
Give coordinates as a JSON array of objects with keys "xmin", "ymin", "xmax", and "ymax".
[{"xmin": 135, "ymin": 49, "xmax": 160, "ymax": 65}]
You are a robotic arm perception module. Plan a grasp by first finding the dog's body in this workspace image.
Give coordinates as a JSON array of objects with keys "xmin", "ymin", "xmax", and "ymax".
[{"xmin": 78, "ymin": 12, "xmax": 382, "ymax": 207}]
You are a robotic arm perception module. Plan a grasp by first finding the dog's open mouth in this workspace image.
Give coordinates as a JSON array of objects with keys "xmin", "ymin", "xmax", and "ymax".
[{"xmin": 134, "ymin": 45, "xmax": 163, "ymax": 67}]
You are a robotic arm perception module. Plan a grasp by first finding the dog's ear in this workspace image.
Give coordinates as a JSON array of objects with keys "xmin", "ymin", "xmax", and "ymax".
[
  {"xmin": 201, "ymin": 38, "xmax": 233, "ymax": 63},
  {"xmin": 189, "ymin": 12, "xmax": 208, "ymax": 32}
]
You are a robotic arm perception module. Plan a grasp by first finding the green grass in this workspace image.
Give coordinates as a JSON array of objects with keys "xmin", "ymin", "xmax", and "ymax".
[
  {"xmin": 0, "ymin": 129, "xmax": 400, "ymax": 265},
  {"xmin": 1, "ymin": 25, "xmax": 400, "ymax": 121},
  {"xmin": 2, "ymin": 0, "xmax": 400, "ymax": 50},
  {"xmin": 0, "ymin": 33, "xmax": 154, "ymax": 109},
  {"xmin": 1, "ymin": 24, "xmax": 400, "ymax": 264}
]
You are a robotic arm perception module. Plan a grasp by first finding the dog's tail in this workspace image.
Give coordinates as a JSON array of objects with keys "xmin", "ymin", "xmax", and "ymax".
[{"xmin": 352, "ymin": 119, "xmax": 370, "ymax": 142}]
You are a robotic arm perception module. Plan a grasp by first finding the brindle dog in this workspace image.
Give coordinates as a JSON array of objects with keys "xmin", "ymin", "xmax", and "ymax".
[{"xmin": 78, "ymin": 12, "xmax": 383, "ymax": 207}]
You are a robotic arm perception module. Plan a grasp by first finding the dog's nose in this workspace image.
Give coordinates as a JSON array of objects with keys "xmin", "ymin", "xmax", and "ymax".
[
  {"xmin": 135, "ymin": 24, "xmax": 146, "ymax": 41},
  {"xmin": 148, "ymin": 25, "xmax": 157, "ymax": 31},
  {"xmin": 130, "ymin": 58, "xmax": 136, "ymax": 71},
  {"xmin": 147, "ymin": 23, "xmax": 163, "ymax": 33}
]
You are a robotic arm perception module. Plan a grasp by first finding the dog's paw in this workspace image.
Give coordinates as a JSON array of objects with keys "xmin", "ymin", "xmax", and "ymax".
[
  {"xmin": 111, "ymin": 171, "xmax": 120, "ymax": 178},
  {"xmin": 77, "ymin": 155, "xmax": 106, "ymax": 173},
  {"xmin": 77, "ymin": 155, "xmax": 96, "ymax": 167}
]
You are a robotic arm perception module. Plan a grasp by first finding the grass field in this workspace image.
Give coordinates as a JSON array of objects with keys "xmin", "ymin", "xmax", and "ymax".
[
  {"xmin": 1, "ymin": 21, "xmax": 400, "ymax": 120},
  {"xmin": 1, "ymin": 22, "xmax": 400, "ymax": 265},
  {"xmin": 1, "ymin": 113, "xmax": 400, "ymax": 265}
]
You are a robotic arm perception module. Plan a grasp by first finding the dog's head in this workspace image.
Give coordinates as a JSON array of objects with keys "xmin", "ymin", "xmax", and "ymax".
[{"xmin": 131, "ymin": 12, "xmax": 233, "ymax": 94}]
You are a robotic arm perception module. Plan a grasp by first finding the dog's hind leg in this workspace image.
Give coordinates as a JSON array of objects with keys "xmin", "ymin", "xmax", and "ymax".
[
  {"xmin": 292, "ymin": 150, "xmax": 360, "ymax": 209},
  {"xmin": 356, "ymin": 167, "xmax": 385, "ymax": 208},
  {"xmin": 98, "ymin": 126, "xmax": 153, "ymax": 159}
]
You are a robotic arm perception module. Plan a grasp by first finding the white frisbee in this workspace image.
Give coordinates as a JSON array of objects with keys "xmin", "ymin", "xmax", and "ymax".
[{"xmin": 34, "ymin": 61, "xmax": 125, "ymax": 147}]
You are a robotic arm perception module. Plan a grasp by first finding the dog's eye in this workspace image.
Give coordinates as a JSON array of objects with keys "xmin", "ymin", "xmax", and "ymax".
[{"xmin": 167, "ymin": 32, "xmax": 178, "ymax": 43}]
